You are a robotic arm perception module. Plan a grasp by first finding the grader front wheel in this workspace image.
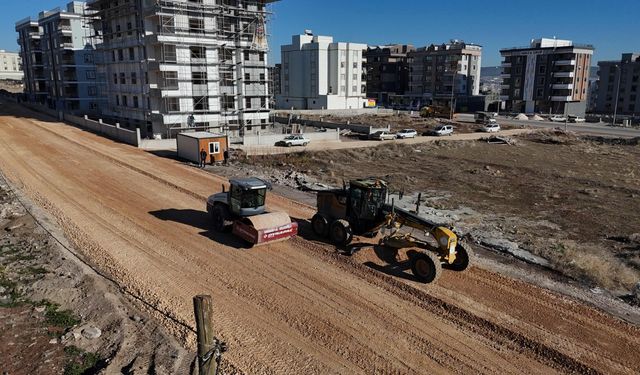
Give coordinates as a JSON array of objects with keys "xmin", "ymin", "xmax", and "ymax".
[{"xmin": 446, "ymin": 243, "xmax": 474, "ymax": 272}]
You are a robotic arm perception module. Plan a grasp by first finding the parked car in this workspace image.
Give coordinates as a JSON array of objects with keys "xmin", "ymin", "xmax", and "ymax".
[
  {"xmin": 549, "ymin": 115, "xmax": 567, "ymax": 122},
  {"xmin": 396, "ymin": 129, "xmax": 418, "ymax": 139},
  {"xmin": 368, "ymin": 131, "xmax": 397, "ymax": 141},
  {"xmin": 276, "ymin": 135, "xmax": 310, "ymax": 147},
  {"xmin": 481, "ymin": 122, "xmax": 501, "ymax": 132},
  {"xmin": 568, "ymin": 115, "xmax": 586, "ymax": 123},
  {"xmin": 424, "ymin": 124, "xmax": 454, "ymax": 136}
]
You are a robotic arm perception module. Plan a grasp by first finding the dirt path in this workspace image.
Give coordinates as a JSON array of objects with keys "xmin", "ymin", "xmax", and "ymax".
[{"xmin": 0, "ymin": 103, "xmax": 638, "ymax": 374}]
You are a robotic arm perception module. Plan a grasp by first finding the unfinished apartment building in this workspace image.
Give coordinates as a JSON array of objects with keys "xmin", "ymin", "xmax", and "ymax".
[{"xmin": 88, "ymin": 0, "xmax": 276, "ymax": 139}]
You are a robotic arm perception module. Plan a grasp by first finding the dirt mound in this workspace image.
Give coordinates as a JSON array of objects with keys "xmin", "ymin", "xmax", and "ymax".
[{"xmin": 518, "ymin": 129, "xmax": 581, "ymax": 145}]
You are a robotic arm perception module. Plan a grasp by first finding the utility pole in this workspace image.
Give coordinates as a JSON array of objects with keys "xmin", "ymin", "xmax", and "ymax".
[
  {"xmin": 612, "ymin": 64, "xmax": 622, "ymax": 126},
  {"xmin": 194, "ymin": 295, "xmax": 226, "ymax": 375},
  {"xmin": 450, "ymin": 60, "xmax": 456, "ymax": 120}
]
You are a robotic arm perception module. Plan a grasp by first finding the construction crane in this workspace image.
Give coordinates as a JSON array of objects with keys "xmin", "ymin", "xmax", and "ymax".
[
  {"xmin": 311, "ymin": 178, "xmax": 473, "ymax": 283},
  {"xmin": 207, "ymin": 178, "xmax": 298, "ymax": 246}
]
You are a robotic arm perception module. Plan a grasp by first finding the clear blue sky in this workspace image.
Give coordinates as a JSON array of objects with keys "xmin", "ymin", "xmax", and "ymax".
[{"xmin": 2, "ymin": 0, "xmax": 639, "ymax": 67}]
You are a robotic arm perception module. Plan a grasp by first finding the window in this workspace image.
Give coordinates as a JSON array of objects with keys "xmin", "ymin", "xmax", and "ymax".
[
  {"xmin": 539, "ymin": 65, "xmax": 546, "ymax": 74},
  {"xmin": 131, "ymin": 72, "xmax": 137, "ymax": 84},
  {"xmin": 190, "ymin": 46, "xmax": 206, "ymax": 59},
  {"xmin": 537, "ymin": 77, "xmax": 544, "ymax": 85},
  {"xmin": 88, "ymin": 86, "xmax": 97, "ymax": 96},
  {"xmin": 115, "ymin": 96, "xmax": 119, "ymax": 105},
  {"xmin": 133, "ymin": 96, "xmax": 139, "ymax": 108},
  {"xmin": 122, "ymin": 95, "xmax": 128, "ymax": 106},
  {"xmin": 220, "ymin": 71, "xmax": 234, "ymax": 86},
  {"xmin": 536, "ymin": 88, "xmax": 544, "ymax": 97},
  {"xmin": 120, "ymin": 72, "xmax": 126, "ymax": 84},
  {"xmin": 221, "ymin": 95, "xmax": 234, "ymax": 110},
  {"xmin": 165, "ymin": 97, "xmax": 179, "ymax": 112},
  {"xmin": 86, "ymin": 70, "xmax": 96, "ymax": 79},
  {"xmin": 192, "ymin": 71, "xmax": 207, "ymax": 84},
  {"xmin": 189, "ymin": 18, "xmax": 204, "ymax": 33},
  {"xmin": 129, "ymin": 47, "xmax": 135, "ymax": 60},
  {"xmin": 162, "ymin": 45, "xmax": 177, "ymax": 63},
  {"xmin": 161, "ymin": 71, "xmax": 178, "ymax": 89},
  {"xmin": 208, "ymin": 142, "xmax": 220, "ymax": 154},
  {"xmin": 260, "ymin": 97, "xmax": 266, "ymax": 108},
  {"xmin": 353, "ymin": 62, "xmax": 358, "ymax": 68},
  {"xmin": 118, "ymin": 49, "xmax": 124, "ymax": 61},
  {"xmin": 352, "ymin": 86, "xmax": 357, "ymax": 92},
  {"xmin": 259, "ymin": 52, "xmax": 265, "ymax": 62},
  {"xmin": 244, "ymin": 51, "xmax": 250, "ymax": 61},
  {"xmin": 113, "ymin": 73, "xmax": 118, "ymax": 84},
  {"xmin": 193, "ymin": 96, "xmax": 209, "ymax": 111},
  {"xmin": 244, "ymin": 73, "xmax": 251, "ymax": 81},
  {"xmin": 259, "ymin": 73, "xmax": 265, "ymax": 81},
  {"xmin": 84, "ymin": 53, "xmax": 93, "ymax": 63},
  {"xmin": 112, "ymin": 51, "xmax": 116, "ymax": 62},
  {"xmin": 245, "ymin": 97, "xmax": 252, "ymax": 108},
  {"xmin": 353, "ymin": 74, "xmax": 358, "ymax": 80}
]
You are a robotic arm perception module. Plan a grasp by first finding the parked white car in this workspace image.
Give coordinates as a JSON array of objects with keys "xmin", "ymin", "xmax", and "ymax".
[
  {"xmin": 276, "ymin": 135, "xmax": 310, "ymax": 147},
  {"xmin": 481, "ymin": 122, "xmax": 501, "ymax": 132},
  {"xmin": 549, "ymin": 115, "xmax": 567, "ymax": 122},
  {"xmin": 369, "ymin": 131, "xmax": 397, "ymax": 141},
  {"xmin": 396, "ymin": 129, "xmax": 418, "ymax": 139},
  {"xmin": 425, "ymin": 124, "xmax": 454, "ymax": 136},
  {"xmin": 568, "ymin": 115, "xmax": 586, "ymax": 123}
]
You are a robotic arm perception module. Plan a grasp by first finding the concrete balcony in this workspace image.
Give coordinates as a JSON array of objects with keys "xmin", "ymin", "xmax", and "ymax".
[
  {"xmin": 553, "ymin": 71, "xmax": 574, "ymax": 78},
  {"xmin": 550, "ymin": 95, "xmax": 572, "ymax": 101},
  {"xmin": 499, "ymin": 95, "xmax": 510, "ymax": 101},
  {"xmin": 500, "ymin": 73, "xmax": 511, "ymax": 78},
  {"xmin": 555, "ymin": 60, "xmax": 576, "ymax": 66},
  {"xmin": 500, "ymin": 84, "xmax": 510, "ymax": 89},
  {"xmin": 552, "ymin": 84, "xmax": 574, "ymax": 90},
  {"xmin": 500, "ymin": 62, "xmax": 511, "ymax": 68}
]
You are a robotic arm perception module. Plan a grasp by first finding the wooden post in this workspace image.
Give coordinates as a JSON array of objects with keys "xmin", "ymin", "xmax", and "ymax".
[{"xmin": 193, "ymin": 295, "xmax": 216, "ymax": 375}]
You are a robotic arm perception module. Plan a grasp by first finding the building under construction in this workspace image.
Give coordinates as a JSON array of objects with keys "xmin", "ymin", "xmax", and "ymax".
[{"xmin": 87, "ymin": 0, "xmax": 277, "ymax": 139}]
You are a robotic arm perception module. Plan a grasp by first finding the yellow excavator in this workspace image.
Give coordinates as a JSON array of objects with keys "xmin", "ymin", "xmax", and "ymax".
[
  {"xmin": 419, "ymin": 105, "xmax": 451, "ymax": 118},
  {"xmin": 311, "ymin": 178, "xmax": 472, "ymax": 283}
]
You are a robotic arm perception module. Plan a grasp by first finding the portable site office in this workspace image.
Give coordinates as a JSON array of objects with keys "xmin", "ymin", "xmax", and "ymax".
[{"xmin": 176, "ymin": 132, "xmax": 229, "ymax": 164}]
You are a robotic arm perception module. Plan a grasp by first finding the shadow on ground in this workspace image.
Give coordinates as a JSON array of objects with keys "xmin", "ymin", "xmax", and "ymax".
[{"xmin": 149, "ymin": 208, "xmax": 250, "ymax": 248}]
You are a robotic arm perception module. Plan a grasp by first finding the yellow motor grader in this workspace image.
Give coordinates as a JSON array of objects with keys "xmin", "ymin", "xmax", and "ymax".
[{"xmin": 311, "ymin": 178, "xmax": 473, "ymax": 283}]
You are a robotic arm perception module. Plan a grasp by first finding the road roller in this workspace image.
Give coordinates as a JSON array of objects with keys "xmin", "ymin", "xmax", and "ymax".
[{"xmin": 206, "ymin": 178, "xmax": 298, "ymax": 246}]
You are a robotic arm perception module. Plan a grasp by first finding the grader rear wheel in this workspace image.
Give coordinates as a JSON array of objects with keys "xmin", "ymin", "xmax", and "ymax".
[
  {"xmin": 329, "ymin": 219, "xmax": 353, "ymax": 246},
  {"xmin": 311, "ymin": 214, "xmax": 329, "ymax": 237},
  {"xmin": 410, "ymin": 251, "xmax": 442, "ymax": 283}
]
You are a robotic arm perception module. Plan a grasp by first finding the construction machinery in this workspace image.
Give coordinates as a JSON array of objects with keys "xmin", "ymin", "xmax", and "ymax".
[
  {"xmin": 311, "ymin": 178, "xmax": 473, "ymax": 283},
  {"xmin": 207, "ymin": 178, "xmax": 298, "ymax": 246},
  {"xmin": 420, "ymin": 105, "xmax": 451, "ymax": 118}
]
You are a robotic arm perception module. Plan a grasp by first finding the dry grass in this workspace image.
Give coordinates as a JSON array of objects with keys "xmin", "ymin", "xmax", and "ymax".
[{"xmin": 548, "ymin": 240, "xmax": 639, "ymax": 290}]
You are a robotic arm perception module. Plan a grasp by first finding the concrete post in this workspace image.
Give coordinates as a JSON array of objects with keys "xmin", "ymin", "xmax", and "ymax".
[
  {"xmin": 116, "ymin": 122, "xmax": 120, "ymax": 128},
  {"xmin": 135, "ymin": 128, "xmax": 141, "ymax": 147}
]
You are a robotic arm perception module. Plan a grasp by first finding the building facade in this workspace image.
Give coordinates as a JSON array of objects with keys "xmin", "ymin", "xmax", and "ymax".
[
  {"xmin": 276, "ymin": 32, "xmax": 367, "ymax": 110},
  {"xmin": 0, "ymin": 50, "xmax": 23, "ymax": 81},
  {"xmin": 15, "ymin": 19, "xmax": 47, "ymax": 103},
  {"xmin": 500, "ymin": 38, "xmax": 594, "ymax": 115},
  {"xmin": 16, "ymin": 2, "xmax": 104, "ymax": 113},
  {"xmin": 594, "ymin": 53, "xmax": 640, "ymax": 116},
  {"xmin": 88, "ymin": 0, "xmax": 276, "ymax": 139},
  {"xmin": 401, "ymin": 40, "xmax": 481, "ymax": 109},
  {"xmin": 364, "ymin": 44, "xmax": 414, "ymax": 106}
]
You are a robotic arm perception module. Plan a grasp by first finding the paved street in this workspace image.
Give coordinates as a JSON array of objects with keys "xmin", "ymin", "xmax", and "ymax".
[{"xmin": 456, "ymin": 114, "xmax": 640, "ymax": 138}]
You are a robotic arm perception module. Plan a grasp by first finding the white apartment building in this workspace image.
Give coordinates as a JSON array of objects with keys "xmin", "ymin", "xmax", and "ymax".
[
  {"xmin": 277, "ymin": 31, "xmax": 367, "ymax": 110},
  {"xmin": 0, "ymin": 50, "xmax": 23, "ymax": 81},
  {"xmin": 88, "ymin": 0, "xmax": 276, "ymax": 139}
]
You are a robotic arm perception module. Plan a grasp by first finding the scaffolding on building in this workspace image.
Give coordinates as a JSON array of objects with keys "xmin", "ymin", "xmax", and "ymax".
[{"xmin": 88, "ymin": 0, "xmax": 276, "ymax": 139}]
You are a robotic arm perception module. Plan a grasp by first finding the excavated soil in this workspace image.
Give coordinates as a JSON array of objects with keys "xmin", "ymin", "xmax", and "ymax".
[{"xmin": 0, "ymin": 102, "xmax": 639, "ymax": 374}]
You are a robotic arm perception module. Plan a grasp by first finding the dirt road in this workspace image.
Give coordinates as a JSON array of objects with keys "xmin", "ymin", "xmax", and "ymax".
[{"xmin": 0, "ymin": 103, "xmax": 638, "ymax": 374}]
